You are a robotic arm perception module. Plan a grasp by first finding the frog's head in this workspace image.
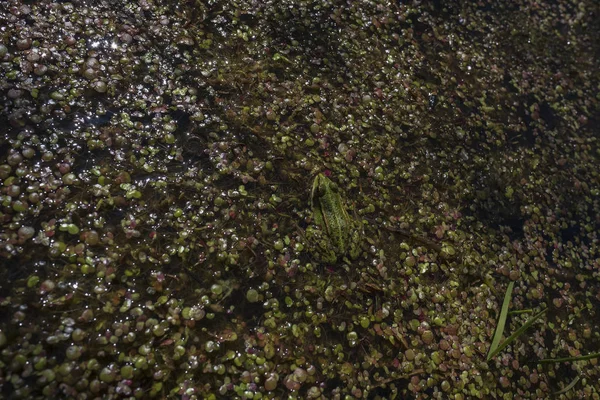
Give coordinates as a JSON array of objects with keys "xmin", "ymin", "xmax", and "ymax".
[{"xmin": 311, "ymin": 173, "xmax": 338, "ymax": 199}]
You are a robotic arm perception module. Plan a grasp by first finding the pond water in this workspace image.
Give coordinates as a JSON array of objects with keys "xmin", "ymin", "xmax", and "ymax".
[{"xmin": 1, "ymin": 1, "xmax": 599, "ymax": 399}]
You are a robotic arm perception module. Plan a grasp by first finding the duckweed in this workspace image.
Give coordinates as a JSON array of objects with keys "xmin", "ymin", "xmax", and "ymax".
[{"xmin": 0, "ymin": 0, "xmax": 599, "ymax": 399}]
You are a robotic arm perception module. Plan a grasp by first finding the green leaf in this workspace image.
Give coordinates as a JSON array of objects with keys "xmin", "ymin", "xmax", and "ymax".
[
  {"xmin": 487, "ymin": 281, "xmax": 514, "ymax": 361},
  {"xmin": 487, "ymin": 306, "xmax": 547, "ymax": 361}
]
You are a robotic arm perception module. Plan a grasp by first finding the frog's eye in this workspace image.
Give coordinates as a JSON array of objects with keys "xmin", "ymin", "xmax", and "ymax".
[{"xmin": 316, "ymin": 183, "xmax": 328, "ymax": 196}]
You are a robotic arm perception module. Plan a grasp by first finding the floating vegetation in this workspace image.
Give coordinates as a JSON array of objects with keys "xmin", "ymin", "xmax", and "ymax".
[{"xmin": 1, "ymin": 0, "xmax": 599, "ymax": 399}]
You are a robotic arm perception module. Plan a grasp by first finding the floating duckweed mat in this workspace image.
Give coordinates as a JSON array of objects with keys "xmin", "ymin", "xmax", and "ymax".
[{"xmin": 1, "ymin": 0, "xmax": 599, "ymax": 398}]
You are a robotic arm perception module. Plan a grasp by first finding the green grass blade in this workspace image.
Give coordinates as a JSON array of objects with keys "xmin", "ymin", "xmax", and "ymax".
[
  {"xmin": 487, "ymin": 281, "xmax": 514, "ymax": 361},
  {"xmin": 539, "ymin": 352, "xmax": 600, "ymax": 364},
  {"xmin": 487, "ymin": 306, "xmax": 547, "ymax": 361},
  {"xmin": 553, "ymin": 375, "xmax": 580, "ymax": 395},
  {"xmin": 508, "ymin": 309, "xmax": 533, "ymax": 315}
]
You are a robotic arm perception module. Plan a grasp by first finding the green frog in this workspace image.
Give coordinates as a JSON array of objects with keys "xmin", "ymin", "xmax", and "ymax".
[{"xmin": 306, "ymin": 173, "xmax": 363, "ymax": 263}]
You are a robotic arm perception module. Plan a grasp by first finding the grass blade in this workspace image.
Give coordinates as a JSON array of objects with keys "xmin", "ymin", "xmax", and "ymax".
[
  {"xmin": 553, "ymin": 375, "xmax": 580, "ymax": 395},
  {"xmin": 487, "ymin": 281, "xmax": 514, "ymax": 361},
  {"xmin": 487, "ymin": 307, "xmax": 547, "ymax": 361},
  {"xmin": 508, "ymin": 309, "xmax": 534, "ymax": 315},
  {"xmin": 539, "ymin": 352, "xmax": 600, "ymax": 364}
]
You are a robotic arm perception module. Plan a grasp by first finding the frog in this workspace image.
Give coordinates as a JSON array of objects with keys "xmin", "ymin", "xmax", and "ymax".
[{"xmin": 306, "ymin": 173, "xmax": 363, "ymax": 263}]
